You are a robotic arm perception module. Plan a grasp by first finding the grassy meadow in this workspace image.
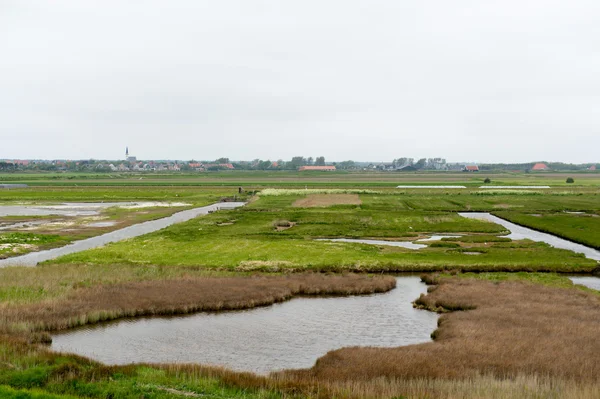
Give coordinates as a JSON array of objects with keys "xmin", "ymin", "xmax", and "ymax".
[
  {"xmin": 0, "ymin": 171, "xmax": 599, "ymax": 398},
  {"xmin": 47, "ymin": 189, "xmax": 598, "ymax": 272}
]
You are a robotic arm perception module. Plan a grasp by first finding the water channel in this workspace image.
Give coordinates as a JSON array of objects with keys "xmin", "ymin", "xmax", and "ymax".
[
  {"xmin": 0, "ymin": 202, "xmax": 246, "ymax": 268},
  {"xmin": 458, "ymin": 212, "xmax": 600, "ymax": 261},
  {"xmin": 317, "ymin": 238, "xmax": 427, "ymax": 250},
  {"xmin": 569, "ymin": 276, "xmax": 600, "ymax": 290},
  {"xmin": 51, "ymin": 277, "xmax": 437, "ymax": 374}
]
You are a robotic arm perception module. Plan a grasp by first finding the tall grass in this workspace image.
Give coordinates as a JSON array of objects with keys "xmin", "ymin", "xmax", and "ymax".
[
  {"xmin": 0, "ymin": 273, "xmax": 396, "ymax": 334},
  {"xmin": 284, "ymin": 276, "xmax": 600, "ymax": 383}
]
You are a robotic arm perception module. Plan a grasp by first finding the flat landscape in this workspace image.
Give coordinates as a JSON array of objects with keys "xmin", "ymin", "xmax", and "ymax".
[{"xmin": 0, "ymin": 171, "xmax": 599, "ymax": 398}]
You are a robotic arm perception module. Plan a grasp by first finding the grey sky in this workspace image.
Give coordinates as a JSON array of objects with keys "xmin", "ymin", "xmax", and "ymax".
[{"xmin": 1, "ymin": 1, "xmax": 599, "ymax": 162}]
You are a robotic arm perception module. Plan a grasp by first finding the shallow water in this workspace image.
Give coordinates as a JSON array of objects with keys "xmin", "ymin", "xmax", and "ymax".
[
  {"xmin": 0, "ymin": 202, "xmax": 135, "ymax": 217},
  {"xmin": 459, "ymin": 213, "xmax": 600, "ymax": 261},
  {"xmin": 416, "ymin": 235, "xmax": 462, "ymax": 242},
  {"xmin": 318, "ymin": 238, "xmax": 427, "ymax": 250},
  {"xmin": 0, "ymin": 202, "xmax": 245, "ymax": 268},
  {"xmin": 51, "ymin": 277, "xmax": 437, "ymax": 374},
  {"xmin": 569, "ymin": 276, "xmax": 600, "ymax": 290}
]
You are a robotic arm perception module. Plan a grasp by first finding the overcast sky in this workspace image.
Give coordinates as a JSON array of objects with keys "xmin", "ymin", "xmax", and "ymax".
[{"xmin": 1, "ymin": 1, "xmax": 599, "ymax": 163}]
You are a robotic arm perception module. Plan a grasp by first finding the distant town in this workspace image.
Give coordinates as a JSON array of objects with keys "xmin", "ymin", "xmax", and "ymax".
[{"xmin": 0, "ymin": 149, "xmax": 597, "ymax": 173}]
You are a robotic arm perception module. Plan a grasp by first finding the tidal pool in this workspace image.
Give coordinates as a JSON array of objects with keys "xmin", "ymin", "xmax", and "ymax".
[{"xmin": 51, "ymin": 277, "xmax": 437, "ymax": 374}]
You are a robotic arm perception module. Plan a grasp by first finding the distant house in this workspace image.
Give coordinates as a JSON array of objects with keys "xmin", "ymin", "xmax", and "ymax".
[
  {"xmin": 298, "ymin": 166, "xmax": 336, "ymax": 171},
  {"xmin": 588, "ymin": 165, "xmax": 597, "ymax": 171},
  {"xmin": 397, "ymin": 165, "xmax": 417, "ymax": 172},
  {"xmin": 463, "ymin": 165, "xmax": 479, "ymax": 172},
  {"xmin": 203, "ymin": 163, "xmax": 234, "ymax": 170},
  {"xmin": 376, "ymin": 163, "xmax": 396, "ymax": 171},
  {"xmin": 532, "ymin": 163, "xmax": 549, "ymax": 171}
]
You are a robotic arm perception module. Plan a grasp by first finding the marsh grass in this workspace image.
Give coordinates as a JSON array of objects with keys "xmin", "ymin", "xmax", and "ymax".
[
  {"xmin": 286, "ymin": 276, "xmax": 600, "ymax": 383},
  {"xmin": 0, "ymin": 273, "xmax": 396, "ymax": 334},
  {"xmin": 1, "ymin": 273, "xmax": 600, "ymax": 398},
  {"xmin": 495, "ymin": 211, "xmax": 600, "ymax": 249}
]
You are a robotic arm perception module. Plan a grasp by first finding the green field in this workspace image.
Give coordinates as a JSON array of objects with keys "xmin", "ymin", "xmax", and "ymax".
[
  {"xmin": 48, "ymin": 192, "xmax": 597, "ymax": 272},
  {"xmin": 2, "ymin": 170, "xmax": 600, "ymax": 187},
  {"xmin": 1, "ymin": 171, "xmax": 599, "ymax": 398},
  {"xmin": 495, "ymin": 211, "xmax": 600, "ymax": 249}
]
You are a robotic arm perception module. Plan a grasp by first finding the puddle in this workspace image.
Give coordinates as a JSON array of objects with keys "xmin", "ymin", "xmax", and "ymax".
[
  {"xmin": 416, "ymin": 235, "xmax": 462, "ymax": 242},
  {"xmin": 0, "ymin": 203, "xmax": 246, "ymax": 268},
  {"xmin": 86, "ymin": 222, "xmax": 117, "ymax": 228},
  {"xmin": 0, "ymin": 202, "xmax": 191, "ymax": 217},
  {"xmin": 51, "ymin": 277, "xmax": 438, "ymax": 374},
  {"xmin": 459, "ymin": 213, "xmax": 600, "ymax": 261},
  {"xmin": 318, "ymin": 238, "xmax": 427, "ymax": 250},
  {"xmin": 0, "ymin": 221, "xmax": 46, "ymax": 230},
  {"xmin": 569, "ymin": 276, "xmax": 600, "ymax": 291}
]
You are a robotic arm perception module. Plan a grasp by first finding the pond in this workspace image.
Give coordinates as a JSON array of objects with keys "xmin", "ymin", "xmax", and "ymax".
[
  {"xmin": 51, "ymin": 277, "xmax": 438, "ymax": 374},
  {"xmin": 0, "ymin": 202, "xmax": 245, "ymax": 268}
]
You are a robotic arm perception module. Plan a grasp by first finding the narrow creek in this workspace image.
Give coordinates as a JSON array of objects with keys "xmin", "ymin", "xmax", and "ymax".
[
  {"xmin": 458, "ymin": 212, "xmax": 600, "ymax": 261},
  {"xmin": 51, "ymin": 277, "xmax": 437, "ymax": 374},
  {"xmin": 0, "ymin": 202, "xmax": 246, "ymax": 268},
  {"xmin": 569, "ymin": 276, "xmax": 600, "ymax": 290}
]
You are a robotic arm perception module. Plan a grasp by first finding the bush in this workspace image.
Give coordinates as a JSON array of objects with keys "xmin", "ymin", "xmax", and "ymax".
[
  {"xmin": 484, "ymin": 178, "xmax": 491, "ymax": 183},
  {"xmin": 429, "ymin": 242, "xmax": 460, "ymax": 248},
  {"xmin": 566, "ymin": 177, "xmax": 575, "ymax": 183}
]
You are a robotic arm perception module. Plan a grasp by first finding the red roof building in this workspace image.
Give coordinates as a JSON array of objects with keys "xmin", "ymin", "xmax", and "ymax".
[
  {"xmin": 298, "ymin": 166, "xmax": 336, "ymax": 171},
  {"xmin": 463, "ymin": 165, "xmax": 479, "ymax": 172},
  {"xmin": 532, "ymin": 163, "xmax": 549, "ymax": 171},
  {"xmin": 589, "ymin": 165, "xmax": 597, "ymax": 171}
]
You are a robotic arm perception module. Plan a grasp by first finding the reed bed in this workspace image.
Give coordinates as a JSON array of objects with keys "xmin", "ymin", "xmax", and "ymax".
[
  {"xmin": 0, "ymin": 273, "xmax": 396, "ymax": 334},
  {"xmin": 282, "ymin": 277, "xmax": 600, "ymax": 383}
]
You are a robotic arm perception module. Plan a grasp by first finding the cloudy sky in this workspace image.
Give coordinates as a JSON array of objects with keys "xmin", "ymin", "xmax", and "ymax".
[{"xmin": 1, "ymin": 1, "xmax": 599, "ymax": 163}]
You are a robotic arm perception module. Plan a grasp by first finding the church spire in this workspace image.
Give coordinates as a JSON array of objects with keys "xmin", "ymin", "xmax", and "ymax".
[{"xmin": 126, "ymin": 146, "xmax": 129, "ymax": 157}]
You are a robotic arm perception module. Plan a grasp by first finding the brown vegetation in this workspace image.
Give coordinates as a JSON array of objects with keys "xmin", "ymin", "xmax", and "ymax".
[
  {"xmin": 0, "ymin": 273, "xmax": 395, "ymax": 333},
  {"xmin": 272, "ymin": 219, "xmax": 296, "ymax": 231},
  {"xmin": 293, "ymin": 194, "xmax": 362, "ymax": 207},
  {"xmin": 283, "ymin": 277, "xmax": 600, "ymax": 383},
  {"xmin": 156, "ymin": 364, "xmax": 600, "ymax": 399}
]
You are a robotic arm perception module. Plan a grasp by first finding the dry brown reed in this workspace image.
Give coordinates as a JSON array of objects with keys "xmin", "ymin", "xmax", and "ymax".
[
  {"xmin": 0, "ymin": 273, "xmax": 395, "ymax": 334},
  {"xmin": 145, "ymin": 363, "xmax": 600, "ymax": 399},
  {"xmin": 282, "ymin": 277, "xmax": 600, "ymax": 384}
]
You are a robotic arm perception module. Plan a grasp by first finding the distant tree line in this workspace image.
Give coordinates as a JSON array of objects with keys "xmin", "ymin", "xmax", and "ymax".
[{"xmin": 479, "ymin": 162, "xmax": 598, "ymax": 171}]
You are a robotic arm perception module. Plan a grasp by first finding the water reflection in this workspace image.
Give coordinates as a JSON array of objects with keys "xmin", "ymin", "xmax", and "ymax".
[{"xmin": 52, "ymin": 277, "xmax": 438, "ymax": 374}]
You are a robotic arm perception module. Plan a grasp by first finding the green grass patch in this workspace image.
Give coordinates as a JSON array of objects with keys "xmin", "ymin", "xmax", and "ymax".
[
  {"xmin": 495, "ymin": 211, "xmax": 600, "ymax": 249},
  {"xmin": 46, "ymin": 194, "xmax": 596, "ymax": 273}
]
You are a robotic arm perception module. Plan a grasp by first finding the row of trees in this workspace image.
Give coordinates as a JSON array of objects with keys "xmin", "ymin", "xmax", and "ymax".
[{"xmin": 221, "ymin": 156, "xmax": 358, "ymax": 170}]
